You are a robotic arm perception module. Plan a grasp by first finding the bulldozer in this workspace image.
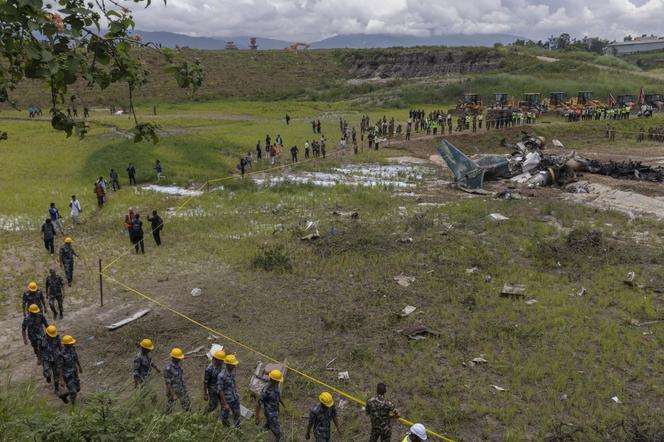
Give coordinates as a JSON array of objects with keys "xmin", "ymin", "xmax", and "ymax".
[
  {"xmin": 567, "ymin": 91, "xmax": 603, "ymax": 110},
  {"xmin": 285, "ymin": 42, "xmax": 311, "ymax": 52},
  {"xmin": 454, "ymin": 93, "xmax": 483, "ymax": 113},
  {"xmin": 549, "ymin": 92, "xmax": 567, "ymax": 106},
  {"xmin": 493, "ymin": 93, "xmax": 510, "ymax": 108},
  {"xmin": 617, "ymin": 94, "xmax": 635, "ymax": 107}
]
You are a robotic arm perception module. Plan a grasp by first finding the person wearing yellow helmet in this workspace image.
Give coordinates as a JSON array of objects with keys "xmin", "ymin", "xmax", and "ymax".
[
  {"xmin": 21, "ymin": 303, "xmax": 48, "ymax": 365},
  {"xmin": 203, "ymin": 349, "xmax": 226, "ymax": 412},
  {"xmin": 306, "ymin": 392, "xmax": 340, "ymax": 441},
  {"xmin": 57, "ymin": 335, "xmax": 82, "ymax": 405},
  {"xmin": 59, "ymin": 237, "xmax": 78, "ymax": 287},
  {"xmin": 41, "ymin": 325, "xmax": 62, "ymax": 393},
  {"xmin": 21, "ymin": 281, "xmax": 46, "ymax": 317},
  {"xmin": 164, "ymin": 348, "xmax": 191, "ymax": 413},
  {"xmin": 217, "ymin": 354, "xmax": 241, "ymax": 427},
  {"xmin": 255, "ymin": 369, "xmax": 285, "ymax": 441},
  {"xmin": 45, "ymin": 269, "xmax": 66, "ymax": 319},
  {"xmin": 133, "ymin": 338, "xmax": 160, "ymax": 388}
]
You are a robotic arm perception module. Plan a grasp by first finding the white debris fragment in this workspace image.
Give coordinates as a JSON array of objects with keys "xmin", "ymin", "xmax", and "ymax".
[
  {"xmin": 337, "ymin": 371, "xmax": 350, "ymax": 380},
  {"xmin": 466, "ymin": 267, "xmax": 478, "ymax": 274},
  {"xmin": 491, "ymin": 385, "xmax": 506, "ymax": 392},
  {"xmin": 611, "ymin": 396, "xmax": 622, "ymax": 404},
  {"xmin": 206, "ymin": 344, "xmax": 224, "ymax": 360},
  {"xmin": 525, "ymin": 299, "xmax": 538, "ymax": 305},
  {"xmin": 552, "ymin": 139, "xmax": 565, "ymax": 148},
  {"xmin": 191, "ymin": 288, "xmax": 202, "ymax": 297},
  {"xmin": 401, "ymin": 305, "xmax": 417, "ymax": 317},
  {"xmin": 489, "ymin": 213, "xmax": 509, "ymax": 221},
  {"xmin": 394, "ymin": 275, "xmax": 415, "ymax": 287},
  {"xmin": 141, "ymin": 184, "xmax": 203, "ymax": 197}
]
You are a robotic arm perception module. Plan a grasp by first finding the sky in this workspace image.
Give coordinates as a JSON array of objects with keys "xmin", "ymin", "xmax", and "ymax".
[{"xmin": 130, "ymin": 0, "xmax": 664, "ymax": 42}]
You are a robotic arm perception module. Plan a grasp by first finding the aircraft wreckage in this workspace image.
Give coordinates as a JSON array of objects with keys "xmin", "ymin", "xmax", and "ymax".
[{"xmin": 436, "ymin": 133, "xmax": 664, "ymax": 192}]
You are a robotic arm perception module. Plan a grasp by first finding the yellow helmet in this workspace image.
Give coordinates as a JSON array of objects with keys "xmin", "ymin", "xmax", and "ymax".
[
  {"xmin": 46, "ymin": 325, "xmax": 57, "ymax": 337},
  {"xmin": 139, "ymin": 339, "xmax": 154, "ymax": 351},
  {"xmin": 28, "ymin": 282, "xmax": 38, "ymax": 292},
  {"xmin": 64, "ymin": 237, "xmax": 72, "ymax": 244},
  {"xmin": 170, "ymin": 348, "xmax": 184, "ymax": 360},
  {"xmin": 28, "ymin": 304, "xmax": 40, "ymax": 314},
  {"xmin": 213, "ymin": 350, "xmax": 226, "ymax": 361},
  {"xmin": 224, "ymin": 354, "xmax": 239, "ymax": 366},
  {"xmin": 319, "ymin": 392, "xmax": 334, "ymax": 407},
  {"xmin": 269, "ymin": 369, "xmax": 284, "ymax": 383},
  {"xmin": 62, "ymin": 335, "xmax": 76, "ymax": 345}
]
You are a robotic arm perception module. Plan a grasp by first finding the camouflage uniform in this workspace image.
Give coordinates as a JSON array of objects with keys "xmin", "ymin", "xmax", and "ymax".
[
  {"xmin": 41, "ymin": 334, "xmax": 62, "ymax": 392},
  {"xmin": 45, "ymin": 274, "xmax": 65, "ymax": 318},
  {"xmin": 22, "ymin": 312, "xmax": 48, "ymax": 360},
  {"xmin": 308, "ymin": 403, "xmax": 337, "ymax": 442},
  {"xmin": 59, "ymin": 245, "xmax": 76, "ymax": 285},
  {"xmin": 21, "ymin": 289, "xmax": 46, "ymax": 317},
  {"xmin": 58, "ymin": 345, "xmax": 80, "ymax": 403},
  {"xmin": 133, "ymin": 350, "xmax": 153, "ymax": 384},
  {"xmin": 164, "ymin": 360, "xmax": 191, "ymax": 413},
  {"xmin": 203, "ymin": 362, "xmax": 223, "ymax": 412},
  {"xmin": 217, "ymin": 368, "xmax": 241, "ymax": 427},
  {"xmin": 366, "ymin": 394, "xmax": 397, "ymax": 442},
  {"xmin": 259, "ymin": 383, "xmax": 282, "ymax": 441}
]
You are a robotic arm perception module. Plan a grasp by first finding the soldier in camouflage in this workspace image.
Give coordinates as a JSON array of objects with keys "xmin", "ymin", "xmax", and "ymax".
[
  {"xmin": 45, "ymin": 269, "xmax": 65, "ymax": 319},
  {"xmin": 133, "ymin": 338, "xmax": 160, "ymax": 388},
  {"xmin": 307, "ymin": 392, "xmax": 340, "ymax": 441},
  {"xmin": 58, "ymin": 335, "xmax": 82, "ymax": 405},
  {"xmin": 217, "ymin": 354, "xmax": 242, "ymax": 427},
  {"xmin": 59, "ymin": 237, "xmax": 78, "ymax": 286},
  {"xmin": 255, "ymin": 369, "xmax": 285, "ymax": 441},
  {"xmin": 203, "ymin": 349, "xmax": 226, "ymax": 412},
  {"xmin": 22, "ymin": 304, "xmax": 48, "ymax": 364},
  {"xmin": 366, "ymin": 383, "xmax": 400, "ymax": 442},
  {"xmin": 164, "ymin": 348, "xmax": 191, "ymax": 413},
  {"xmin": 22, "ymin": 281, "xmax": 46, "ymax": 317},
  {"xmin": 41, "ymin": 325, "xmax": 62, "ymax": 393}
]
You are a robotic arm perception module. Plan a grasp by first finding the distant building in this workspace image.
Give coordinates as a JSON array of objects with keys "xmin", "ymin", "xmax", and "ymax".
[
  {"xmin": 606, "ymin": 37, "xmax": 664, "ymax": 55},
  {"xmin": 224, "ymin": 41, "xmax": 239, "ymax": 50}
]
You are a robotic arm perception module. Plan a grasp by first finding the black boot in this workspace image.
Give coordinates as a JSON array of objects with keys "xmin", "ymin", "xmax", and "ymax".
[{"xmin": 45, "ymin": 376, "xmax": 51, "ymax": 383}]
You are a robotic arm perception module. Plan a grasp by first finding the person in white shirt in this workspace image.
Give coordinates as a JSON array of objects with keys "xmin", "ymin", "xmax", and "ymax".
[{"xmin": 69, "ymin": 195, "xmax": 82, "ymax": 224}]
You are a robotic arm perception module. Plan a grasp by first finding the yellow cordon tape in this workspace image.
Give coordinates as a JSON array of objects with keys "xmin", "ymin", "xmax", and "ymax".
[{"xmin": 100, "ymin": 274, "xmax": 454, "ymax": 441}]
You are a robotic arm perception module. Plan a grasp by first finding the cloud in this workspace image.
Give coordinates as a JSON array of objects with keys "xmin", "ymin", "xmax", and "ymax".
[{"xmin": 130, "ymin": 0, "xmax": 664, "ymax": 41}]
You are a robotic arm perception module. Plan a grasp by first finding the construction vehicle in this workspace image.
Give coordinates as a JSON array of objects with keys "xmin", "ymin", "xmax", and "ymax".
[
  {"xmin": 453, "ymin": 93, "xmax": 483, "ymax": 115},
  {"xmin": 285, "ymin": 42, "xmax": 311, "ymax": 52},
  {"xmin": 617, "ymin": 94, "xmax": 635, "ymax": 107},
  {"xmin": 577, "ymin": 91, "xmax": 593, "ymax": 105},
  {"xmin": 549, "ymin": 92, "xmax": 567, "ymax": 106},
  {"xmin": 493, "ymin": 93, "xmax": 510, "ymax": 107},
  {"xmin": 522, "ymin": 93, "xmax": 541, "ymax": 107},
  {"xmin": 645, "ymin": 93, "xmax": 664, "ymax": 111}
]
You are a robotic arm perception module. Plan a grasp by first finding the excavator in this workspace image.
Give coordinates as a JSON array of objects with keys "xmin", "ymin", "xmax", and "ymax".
[{"xmin": 284, "ymin": 42, "xmax": 311, "ymax": 52}]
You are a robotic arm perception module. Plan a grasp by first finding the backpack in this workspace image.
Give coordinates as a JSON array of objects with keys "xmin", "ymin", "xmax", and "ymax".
[{"xmin": 131, "ymin": 219, "xmax": 142, "ymax": 233}]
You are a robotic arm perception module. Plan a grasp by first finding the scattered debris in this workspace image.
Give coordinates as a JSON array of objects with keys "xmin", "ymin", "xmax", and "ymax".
[
  {"xmin": 400, "ymin": 237, "xmax": 413, "ymax": 243},
  {"xmin": 501, "ymin": 284, "xmax": 527, "ymax": 298},
  {"xmin": 573, "ymin": 287, "xmax": 586, "ymax": 297},
  {"xmin": 466, "ymin": 267, "xmax": 479, "ymax": 274},
  {"xmin": 400, "ymin": 305, "xmax": 417, "ymax": 317},
  {"xmin": 240, "ymin": 404, "xmax": 254, "ymax": 418},
  {"xmin": 565, "ymin": 181, "xmax": 590, "ymax": 194},
  {"xmin": 185, "ymin": 345, "xmax": 205, "ymax": 356},
  {"xmin": 472, "ymin": 355, "xmax": 488, "ymax": 364},
  {"xmin": 337, "ymin": 399, "xmax": 349, "ymax": 410},
  {"xmin": 494, "ymin": 190, "xmax": 524, "ymax": 200},
  {"xmin": 525, "ymin": 299, "xmax": 538, "ymax": 305},
  {"xmin": 552, "ymin": 139, "xmax": 565, "ymax": 148},
  {"xmin": 206, "ymin": 344, "xmax": 224, "ymax": 360},
  {"xmin": 629, "ymin": 319, "xmax": 662, "ymax": 327},
  {"xmin": 141, "ymin": 185, "xmax": 203, "ymax": 197},
  {"xmin": 399, "ymin": 324, "xmax": 440, "ymax": 340},
  {"xmin": 332, "ymin": 210, "xmax": 359, "ymax": 219},
  {"xmin": 394, "ymin": 275, "xmax": 415, "ymax": 287},
  {"xmin": 249, "ymin": 361, "xmax": 288, "ymax": 396},
  {"xmin": 300, "ymin": 230, "xmax": 320, "ymax": 241},
  {"xmin": 625, "ymin": 271, "xmax": 636, "ymax": 287},
  {"xmin": 337, "ymin": 371, "xmax": 350, "ymax": 380},
  {"xmin": 105, "ymin": 309, "xmax": 151, "ymax": 331},
  {"xmin": 492, "ymin": 385, "xmax": 506, "ymax": 392},
  {"xmin": 305, "ymin": 220, "xmax": 320, "ymax": 231},
  {"xmin": 191, "ymin": 287, "xmax": 202, "ymax": 297},
  {"xmin": 325, "ymin": 357, "xmax": 338, "ymax": 371},
  {"xmin": 484, "ymin": 275, "xmax": 492, "ymax": 283},
  {"xmin": 489, "ymin": 213, "xmax": 509, "ymax": 221},
  {"xmin": 611, "ymin": 396, "xmax": 622, "ymax": 404},
  {"xmin": 95, "ymin": 360, "xmax": 106, "ymax": 366},
  {"xmin": 560, "ymin": 393, "xmax": 568, "ymax": 401}
]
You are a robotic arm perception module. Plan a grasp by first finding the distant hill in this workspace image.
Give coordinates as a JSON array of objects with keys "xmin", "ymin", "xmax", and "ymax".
[
  {"xmin": 311, "ymin": 33, "xmax": 523, "ymax": 49},
  {"xmin": 132, "ymin": 30, "xmax": 523, "ymax": 50},
  {"xmin": 133, "ymin": 30, "xmax": 291, "ymax": 50}
]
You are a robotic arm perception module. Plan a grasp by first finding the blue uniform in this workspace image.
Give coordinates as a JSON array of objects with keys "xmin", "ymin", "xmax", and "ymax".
[
  {"xmin": 164, "ymin": 360, "xmax": 191, "ymax": 413},
  {"xmin": 217, "ymin": 368, "xmax": 241, "ymax": 427},
  {"xmin": 204, "ymin": 362, "xmax": 223, "ymax": 412},
  {"xmin": 259, "ymin": 383, "xmax": 282, "ymax": 441},
  {"xmin": 309, "ymin": 404, "xmax": 337, "ymax": 442},
  {"xmin": 58, "ymin": 345, "xmax": 80, "ymax": 402}
]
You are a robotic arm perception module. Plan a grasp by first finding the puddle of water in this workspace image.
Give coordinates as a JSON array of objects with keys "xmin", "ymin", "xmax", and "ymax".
[{"xmin": 141, "ymin": 185, "xmax": 204, "ymax": 197}]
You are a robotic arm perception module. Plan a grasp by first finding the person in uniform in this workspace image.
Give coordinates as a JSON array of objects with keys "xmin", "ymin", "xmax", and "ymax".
[
  {"xmin": 366, "ymin": 383, "xmax": 399, "ymax": 442},
  {"xmin": 217, "ymin": 354, "xmax": 241, "ymax": 427},
  {"xmin": 45, "ymin": 269, "xmax": 65, "ymax": 319},
  {"xmin": 41, "ymin": 325, "xmax": 62, "ymax": 393},
  {"xmin": 255, "ymin": 369, "xmax": 285, "ymax": 441},
  {"xmin": 59, "ymin": 237, "xmax": 78, "ymax": 286},
  {"xmin": 22, "ymin": 281, "xmax": 46, "ymax": 317},
  {"xmin": 203, "ymin": 349, "xmax": 226, "ymax": 412},
  {"xmin": 22, "ymin": 304, "xmax": 48, "ymax": 364},
  {"xmin": 306, "ymin": 392, "xmax": 340, "ymax": 441},
  {"xmin": 133, "ymin": 338, "xmax": 160, "ymax": 387},
  {"xmin": 58, "ymin": 335, "xmax": 82, "ymax": 405},
  {"xmin": 164, "ymin": 347, "xmax": 191, "ymax": 413}
]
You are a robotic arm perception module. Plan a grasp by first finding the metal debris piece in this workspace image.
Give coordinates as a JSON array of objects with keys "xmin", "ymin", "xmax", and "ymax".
[
  {"xmin": 185, "ymin": 345, "xmax": 205, "ymax": 356},
  {"xmin": 95, "ymin": 360, "xmax": 106, "ymax": 366},
  {"xmin": 625, "ymin": 271, "xmax": 636, "ymax": 287},
  {"xmin": 333, "ymin": 210, "xmax": 359, "ymax": 219},
  {"xmin": 492, "ymin": 385, "xmax": 506, "ymax": 392},
  {"xmin": 394, "ymin": 275, "xmax": 415, "ymax": 287},
  {"xmin": 565, "ymin": 182, "xmax": 590, "ymax": 194},
  {"xmin": 300, "ymin": 230, "xmax": 320, "ymax": 241},
  {"xmin": 489, "ymin": 213, "xmax": 509, "ymax": 221},
  {"xmin": 552, "ymin": 139, "xmax": 565, "ymax": 148},
  {"xmin": 399, "ymin": 324, "xmax": 440, "ymax": 340},
  {"xmin": 611, "ymin": 396, "xmax": 622, "ymax": 404},
  {"xmin": 466, "ymin": 267, "xmax": 479, "ymax": 274},
  {"xmin": 472, "ymin": 356, "xmax": 488, "ymax": 364},
  {"xmin": 400, "ymin": 305, "xmax": 417, "ymax": 317},
  {"xmin": 400, "ymin": 237, "xmax": 413, "ymax": 243},
  {"xmin": 305, "ymin": 220, "xmax": 320, "ymax": 231},
  {"xmin": 206, "ymin": 344, "xmax": 224, "ymax": 360},
  {"xmin": 191, "ymin": 288, "xmax": 202, "ymax": 297},
  {"xmin": 338, "ymin": 371, "xmax": 350, "ymax": 380},
  {"xmin": 249, "ymin": 360, "xmax": 288, "ymax": 397},
  {"xmin": 501, "ymin": 284, "xmax": 527, "ymax": 297},
  {"xmin": 105, "ymin": 309, "xmax": 151, "ymax": 331},
  {"xmin": 240, "ymin": 404, "xmax": 254, "ymax": 418},
  {"xmin": 525, "ymin": 299, "xmax": 538, "ymax": 305}
]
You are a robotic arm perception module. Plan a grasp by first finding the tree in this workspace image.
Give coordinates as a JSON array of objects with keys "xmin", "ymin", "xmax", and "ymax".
[
  {"xmin": 0, "ymin": 0, "xmax": 203, "ymax": 142},
  {"xmin": 556, "ymin": 33, "xmax": 571, "ymax": 49}
]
